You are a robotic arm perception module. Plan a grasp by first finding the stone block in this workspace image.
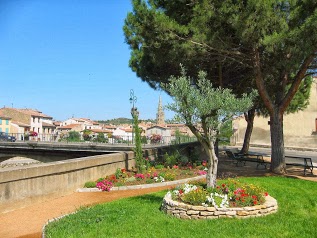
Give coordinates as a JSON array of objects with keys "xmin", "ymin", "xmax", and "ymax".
[
  {"xmin": 187, "ymin": 210, "xmax": 200, "ymax": 215},
  {"xmin": 206, "ymin": 207, "xmax": 216, "ymax": 212},
  {"xmin": 200, "ymin": 211, "xmax": 214, "ymax": 216},
  {"xmin": 192, "ymin": 206, "xmax": 207, "ymax": 211},
  {"xmin": 237, "ymin": 211, "xmax": 249, "ymax": 216}
]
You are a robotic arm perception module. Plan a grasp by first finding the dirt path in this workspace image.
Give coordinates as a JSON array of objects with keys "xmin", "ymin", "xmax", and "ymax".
[
  {"xmin": 0, "ymin": 186, "xmax": 172, "ymax": 238},
  {"xmin": 1, "ymin": 156, "xmax": 316, "ymax": 238}
]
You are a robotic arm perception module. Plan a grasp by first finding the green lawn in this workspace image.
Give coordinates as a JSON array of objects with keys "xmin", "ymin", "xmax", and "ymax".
[{"xmin": 45, "ymin": 177, "xmax": 317, "ymax": 238}]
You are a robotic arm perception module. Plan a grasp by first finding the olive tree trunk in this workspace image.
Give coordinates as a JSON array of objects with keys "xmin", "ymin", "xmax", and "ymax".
[{"xmin": 200, "ymin": 140, "xmax": 218, "ymax": 188}]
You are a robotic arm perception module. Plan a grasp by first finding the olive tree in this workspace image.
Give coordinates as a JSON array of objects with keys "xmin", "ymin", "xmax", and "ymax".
[{"xmin": 164, "ymin": 68, "xmax": 255, "ymax": 188}]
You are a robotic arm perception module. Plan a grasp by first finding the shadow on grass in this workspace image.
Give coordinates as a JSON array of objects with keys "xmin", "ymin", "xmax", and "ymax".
[{"xmin": 127, "ymin": 192, "xmax": 165, "ymax": 204}]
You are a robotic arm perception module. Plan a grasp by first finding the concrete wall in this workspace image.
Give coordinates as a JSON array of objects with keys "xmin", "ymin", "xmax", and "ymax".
[
  {"xmin": 0, "ymin": 151, "xmax": 135, "ymax": 213},
  {"xmin": 232, "ymin": 77, "xmax": 317, "ymax": 149}
]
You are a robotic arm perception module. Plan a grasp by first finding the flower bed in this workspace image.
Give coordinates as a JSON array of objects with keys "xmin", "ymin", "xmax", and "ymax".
[
  {"xmin": 83, "ymin": 165, "xmax": 209, "ymax": 191},
  {"xmin": 161, "ymin": 180, "xmax": 278, "ymax": 219},
  {"xmin": 161, "ymin": 193, "xmax": 278, "ymax": 219}
]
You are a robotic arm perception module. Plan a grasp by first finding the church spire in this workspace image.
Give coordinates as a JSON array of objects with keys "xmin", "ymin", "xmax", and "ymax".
[{"xmin": 156, "ymin": 95, "xmax": 165, "ymax": 125}]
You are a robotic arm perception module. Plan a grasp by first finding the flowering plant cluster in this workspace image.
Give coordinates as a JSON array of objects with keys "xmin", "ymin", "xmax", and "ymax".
[
  {"xmin": 197, "ymin": 170, "xmax": 207, "ymax": 175},
  {"xmin": 150, "ymin": 134, "xmax": 162, "ymax": 143},
  {"xmin": 96, "ymin": 179, "xmax": 113, "ymax": 192},
  {"xmin": 135, "ymin": 173, "xmax": 145, "ymax": 180},
  {"xmin": 29, "ymin": 131, "xmax": 38, "ymax": 137},
  {"xmin": 167, "ymin": 179, "xmax": 269, "ymax": 208}
]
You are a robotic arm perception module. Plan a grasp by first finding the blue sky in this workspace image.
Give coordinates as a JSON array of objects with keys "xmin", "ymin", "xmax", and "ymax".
[{"xmin": 0, "ymin": 0, "xmax": 174, "ymax": 121}]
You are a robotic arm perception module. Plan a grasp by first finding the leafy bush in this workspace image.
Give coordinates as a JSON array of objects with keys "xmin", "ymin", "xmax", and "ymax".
[
  {"xmin": 84, "ymin": 181, "xmax": 96, "ymax": 188},
  {"xmin": 155, "ymin": 164, "xmax": 165, "ymax": 169},
  {"xmin": 94, "ymin": 132, "xmax": 108, "ymax": 143},
  {"xmin": 67, "ymin": 131, "xmax": 81, "ymax": 142},
  {"xmin": 115, "ymin": 168, "xmax": 123, "ymax": 179},
  {"xmin": 124, "ymin": 176, "xmax": 136, "ymax": 183},
  {"xmin": 165, "ymin": 154, "xmax": 177, "ymax": 167}
]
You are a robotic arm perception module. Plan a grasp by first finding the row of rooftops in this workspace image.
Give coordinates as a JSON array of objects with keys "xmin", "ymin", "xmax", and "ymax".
[{"xmin": 0, "ymin": 107, "xmax": 190, "ymax": 135}]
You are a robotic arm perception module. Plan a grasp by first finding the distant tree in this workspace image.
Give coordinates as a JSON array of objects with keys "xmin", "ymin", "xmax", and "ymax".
[
  {"xmin": 164, "ymin": 68, "xmax": 255, "ymax": 188},
  {"xmin": 94, "ymin": 132, "xmax": 108, "ymax": 143},
  {"xmin": 82, "ymin": 129, "xmax": 92, "ymax": 141},
  {"xmin": 67, "ymin": 131, "xmax": 81, "ymax": 142}
]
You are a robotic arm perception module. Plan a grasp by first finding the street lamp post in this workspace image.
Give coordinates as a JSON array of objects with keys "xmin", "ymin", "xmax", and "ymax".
[{"xmin": 129, "ymin": 89, "xmax": 137, "ymax": 144}]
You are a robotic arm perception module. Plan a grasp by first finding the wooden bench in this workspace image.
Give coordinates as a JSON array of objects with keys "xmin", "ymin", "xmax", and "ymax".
[
  {"xmin": 225, "ymin": 150, "xmax": 269, "ymax": 169},
  {"xmin": 285, "ymin": 156, "xmax": 315, "ymax": 175}
]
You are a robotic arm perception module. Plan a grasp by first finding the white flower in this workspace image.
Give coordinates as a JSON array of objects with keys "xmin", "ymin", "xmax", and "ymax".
[{"xmin": 206, "ymin": 193, "xmax": 229, "ymax": 208}]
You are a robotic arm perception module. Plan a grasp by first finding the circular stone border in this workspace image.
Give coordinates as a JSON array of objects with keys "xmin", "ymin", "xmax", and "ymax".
[{"xmin": 161, "ymin": 194, "xmax": 278, "ymax": 219}]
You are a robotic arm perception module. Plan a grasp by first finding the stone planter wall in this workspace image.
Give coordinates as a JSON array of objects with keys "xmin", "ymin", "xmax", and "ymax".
[{"xmin": 161, "ymin": 194, "xmax": 278, "ymax": 219}]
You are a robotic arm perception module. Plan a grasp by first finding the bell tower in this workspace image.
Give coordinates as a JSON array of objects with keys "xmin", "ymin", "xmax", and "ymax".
[{"xmin": 156, "ymin": 96, "xmax": 165, "ymax": 125}]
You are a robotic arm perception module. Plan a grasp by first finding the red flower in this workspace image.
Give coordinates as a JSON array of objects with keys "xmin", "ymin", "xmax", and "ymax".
[
  {"xmin": 222, "ymin": 184, "xmax": 226, "ymax": 187},
  {"xmin": 253, "ymin": 200, "xmax": 258, "ymax": 205},
  {"xmin": 264, "ymin": 192, "xmax": 269, "ymax": 196},
  {"xmin": 179, "ymin": 190, "xmax": 183, "ymax": 195}
]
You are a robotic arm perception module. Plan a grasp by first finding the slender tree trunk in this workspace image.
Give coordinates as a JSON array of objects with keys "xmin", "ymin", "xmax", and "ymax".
[
  {"xmin": 203, "ymin": 141, "xmax": 218, "ymax": 188},
  {"xmin": 270, "ymin": 108, "xmax": 286, "ymax": 174},
  {"xmin": 241, "ymin": 108, "xmax": 255, "ymax": 154}
]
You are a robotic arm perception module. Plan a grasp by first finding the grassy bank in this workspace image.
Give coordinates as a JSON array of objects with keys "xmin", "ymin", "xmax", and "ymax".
[{"xmin": 45, "ymin": 176, "xmax": 317, "ymax": 238}]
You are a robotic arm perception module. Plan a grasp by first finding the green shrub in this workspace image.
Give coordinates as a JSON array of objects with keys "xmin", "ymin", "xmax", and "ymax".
[
  {"xmin": 124, "ymin": 177, "xmax": 136, "ymax": 183},
  {"xmin": 115, "ymin": 168, "xmax": 123, "ymax": 179},
  {"xmin": 166, "ymin": 154, "xmax": 177, "ymax": 167},
  {"xmin": 155, "ymin": 164, "xmax": 164, "ymax": 169},
  {"xmin": 178, "ymin": 155, "xmax": 189, "ymax": 166},
  {"xmin": 146, "ymin": 179, "xmax": 154, "ymax": 184},
  {"xmin": 84, "ymin": 181, "xmax": 97, "ymax": 188}
]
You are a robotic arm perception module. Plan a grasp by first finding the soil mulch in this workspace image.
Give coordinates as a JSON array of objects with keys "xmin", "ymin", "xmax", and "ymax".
[{"xmin": 0, "ymin": 154, "xmax": 316, "ymax": 238}]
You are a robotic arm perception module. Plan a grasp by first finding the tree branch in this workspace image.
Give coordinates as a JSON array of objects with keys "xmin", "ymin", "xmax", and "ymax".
[
  {"xmin": 280, "ymin": 52, "xmax": 316, "ymax": 113},
  {"xmin": 253, "ymin": 47, "xmax": 274, "ymax": 114}
]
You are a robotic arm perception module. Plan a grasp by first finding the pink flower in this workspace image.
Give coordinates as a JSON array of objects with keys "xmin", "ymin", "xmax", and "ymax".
[{"xmin": 197, "ymin": 170, "xmax": 207, "ymax": 175}]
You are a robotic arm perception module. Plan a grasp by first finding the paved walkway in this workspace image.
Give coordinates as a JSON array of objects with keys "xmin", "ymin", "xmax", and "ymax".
[{"xmin": 1, "ymin": 156, "xmax": 316, "ymax": 238}]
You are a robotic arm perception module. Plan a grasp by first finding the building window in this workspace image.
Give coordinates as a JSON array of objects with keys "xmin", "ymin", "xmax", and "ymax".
[
  {"xmin": 6, "ymin": 120, "xmax": 9, "ymax": 125},
  {"xmin": 0, "ymin": 119, "xmax": 2, "ymax": 124},
  {"xmin": 0, "ymin": 128, "xmax": 2, "ymax": 132},
  {"xmin": 5, "ymin": 128, "xmax": 9, "ymax": 133},
  {"xmin": 33, "ymin": 117, "xmax": 35, "ymax": 123}
]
